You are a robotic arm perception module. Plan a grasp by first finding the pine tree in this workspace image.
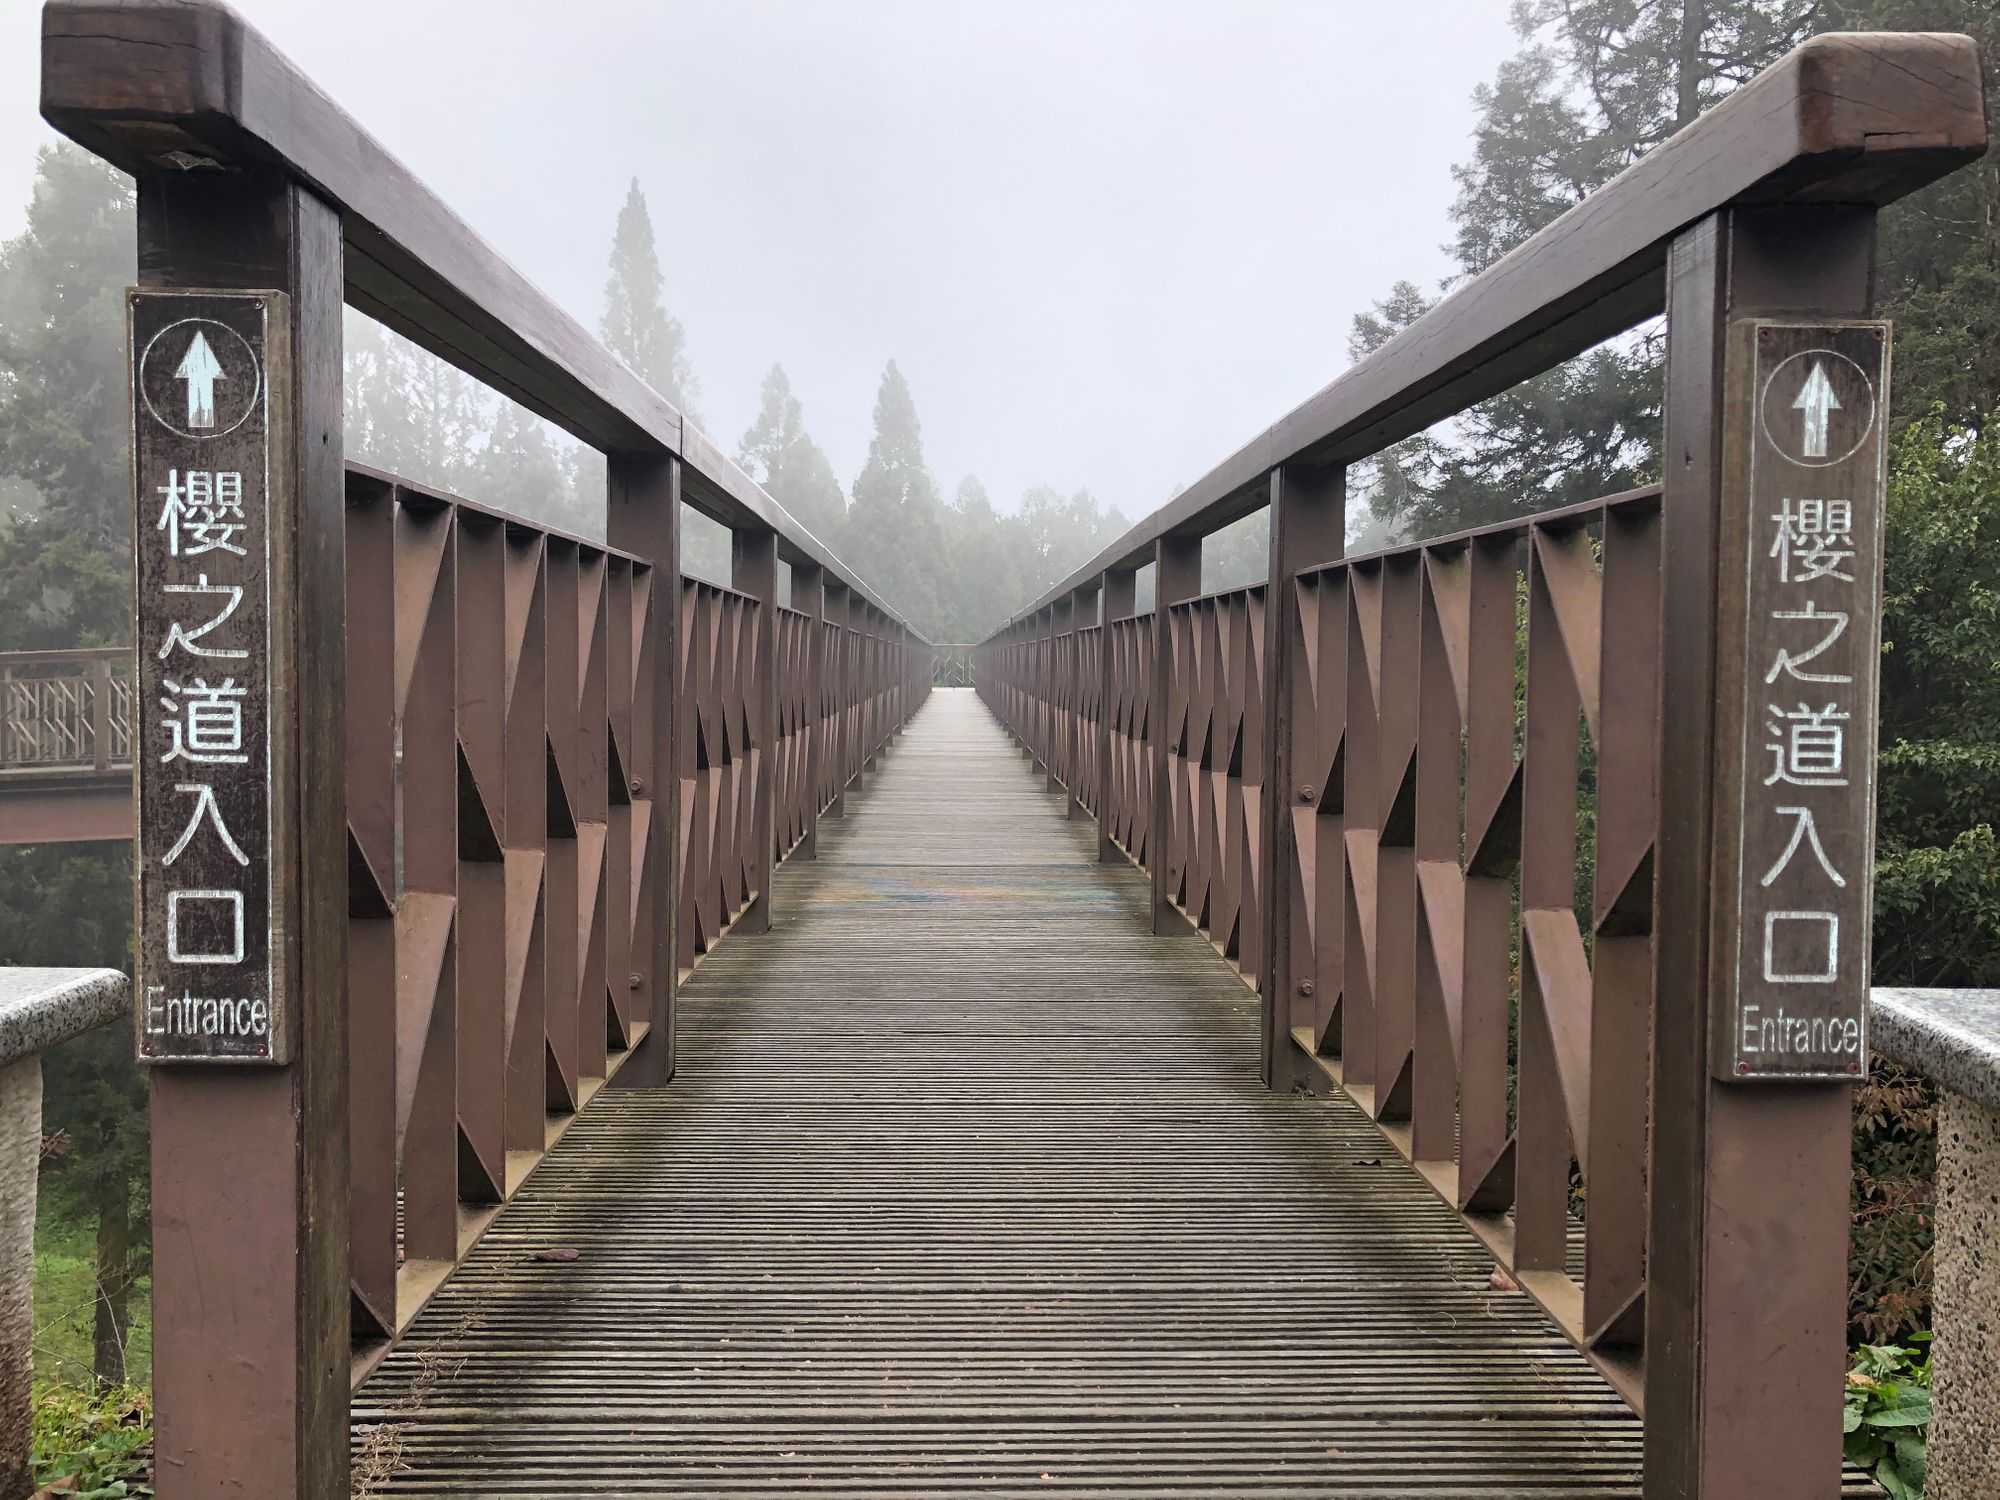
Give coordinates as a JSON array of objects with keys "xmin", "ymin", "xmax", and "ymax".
[
  {"xmin": 737, "ymin": 364, "xmax": 846, "ymax": 545},
  {"xmin": 468, "ymin": 401, "xmax": 570, "ymax": 528},
  {"xmin": 600, "ymin": 179, "xmax": 698, "ymax": 419},
  {"xmin": 844, "ymin": 362, "xmax": 950, "ymax": 637}
]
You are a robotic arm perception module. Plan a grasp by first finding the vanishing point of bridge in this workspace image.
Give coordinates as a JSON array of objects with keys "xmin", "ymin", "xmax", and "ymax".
[{"xmin": 4, "ymin": 6, "xmax": 1997, "ymax": 1499}]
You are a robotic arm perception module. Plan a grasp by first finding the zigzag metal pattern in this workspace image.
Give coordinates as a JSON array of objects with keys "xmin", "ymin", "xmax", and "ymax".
[
  {"xmin": 345, "ymin": 469, "xmax": 663, "ymax": 1353},
  {"xmin": 1288, "ymin": 490, "xmax": 1663, "ymax": 1365}
]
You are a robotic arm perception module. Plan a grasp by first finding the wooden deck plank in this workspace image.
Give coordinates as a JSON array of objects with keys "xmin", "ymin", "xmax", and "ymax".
[{"xmin": 352, "ymin": 688, "xmax": 1648, "ymax": 1496}]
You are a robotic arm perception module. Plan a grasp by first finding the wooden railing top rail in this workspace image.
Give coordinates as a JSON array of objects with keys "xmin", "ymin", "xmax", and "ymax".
[
  {"xmin": 998, "ymin": 31, "xmax": 1985, "ymax": 624},
  {"xmin": 0, "ymin": 646, "xmax": 129, "ymax": 666},
  {"xmin": 39, "ymin": 0, "xmax": 920, "ymax": 636}
]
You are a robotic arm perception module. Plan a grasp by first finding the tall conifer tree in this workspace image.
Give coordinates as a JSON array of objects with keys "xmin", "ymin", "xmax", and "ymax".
[
  {"xmin": 600, "ymin": 179, "xmax": 699, "ymax": 418},
  {"xmin": 844, "ymin": 362, "xmax": 950, "ymax": 637},
  {"xmin": 738, "ymin": 364, "xmax": 846, "ymax": 544}
]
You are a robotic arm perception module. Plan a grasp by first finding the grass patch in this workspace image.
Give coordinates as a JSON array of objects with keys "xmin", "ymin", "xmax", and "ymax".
[{"xmin": 33, "ymin": 1205, "xmax": 151, "ymax": 1390}]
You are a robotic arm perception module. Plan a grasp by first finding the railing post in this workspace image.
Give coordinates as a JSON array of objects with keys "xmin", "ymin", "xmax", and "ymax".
[
  {"xmin": 1647, "ymin": 203, "xmax": 1882, "ymax": 1499},
  {"xmin": 90, "ymin": 655, "xmax": 113, "ymax": 772},
  {"xmin": 732, "ymin": 524, "xmax": 777, "ymax": 935},
  {"xmin": 1099, "ymin": 569, "xmax": 1135, "ymax": 863},
  {"xmin": 1150, "ymin": 535, "xmax": 1200, "ymax": 934},
  {"xmin": 135, "ymin": 170, "xmax": 349, "ymax": 1498},
  {"xmin": 606, "ymin": 452, "xmax": 679, "ymax": 1085},
  {"xmin": 1258, "ymin": 463, "xmax": 1345, "ymax": 1089},
  {"xmin": 794, "ymin": 563, "xmax": 825, "ymax": 858}
]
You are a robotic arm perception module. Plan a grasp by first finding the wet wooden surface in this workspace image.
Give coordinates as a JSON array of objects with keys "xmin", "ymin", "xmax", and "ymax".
[{"xmin": 353, "ymin": 688, "xmax": 1648, "ymax": 1496}]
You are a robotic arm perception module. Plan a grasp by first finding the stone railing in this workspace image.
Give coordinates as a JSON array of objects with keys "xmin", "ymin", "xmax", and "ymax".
[
  {"xmin": 1871, "ymin": 986, "xmax": 2000, "ymax": 1498},
  {"xmin": 0, "ymin": 967, "xmax": 129, "ymax": 1495}
]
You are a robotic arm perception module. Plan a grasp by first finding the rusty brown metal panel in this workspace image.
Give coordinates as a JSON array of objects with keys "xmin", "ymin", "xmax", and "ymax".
[
  {"xmin": 1339, "ymin": 562, "xmax": 1382, "ymax": 1091},
  {"xmin": 454, "ymin": 510, "xmax": 507, "ymax": 1206},
  {"xmin": 1586, "ymin": 498, "xmax": 1661, "ymax": 1347},
  {"xmin": 793, "ymin": 563, "xmax": 825, "ymax": 858},
  {"xmin": 604, "ymin": 560, "xmax": 635, "ymax": 1051},
  {"xmin": 575, "ymin": 548, "xmax": 611, "ymax": 1080},
  {"xmin": 394, "ymin": 493, "xmax": 458, "ymax": 1267},
  {"xmin": 1458, "ymin": 535, "xmax": 1517, "ymax": 1215},
  {"xmin": 499, "ymin": 527, "xmax": 549, "ymax": 1149},
  {"xmin": 1412, "ymin": 546, "xmax": 1469, "ymax": 1164},
  {"xmin": 543, "ymin": 540, "xmax": 582, "ymax": 1112},
  {"xmin": 1305, "ymin": 569, "xmax": 1348, "ymax": 1057},
  {"xmin": 1372, "ymin": 557, "xmax": 1421, "ymax": 1123},
  {"xmin": 1098, "ymin": 570, "xmax": 1136, "ymax": 865},
  {"xmin": 823, "ymin": 582, "xmax": 850, "ymax": 820},
  {"xmin": 344, "ymin": 475, "xmax": 396, "ymax": 1342},
  {"xmin": 732, "ymin": 530, "xmax": 776, "ymax": 933},
  {"xmin": 1150, "ymin": 541, "xmax": 1199, "ymax": 932}
]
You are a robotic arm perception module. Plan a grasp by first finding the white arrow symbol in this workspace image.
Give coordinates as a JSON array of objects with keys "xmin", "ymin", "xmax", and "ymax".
[
  {"xmin": 1792, "ymin": 359, "xmax": 1841, "ymax": 460},
  {"xmin": 174, "ymin": 330, "xmax": 224, "ymax": 429}
]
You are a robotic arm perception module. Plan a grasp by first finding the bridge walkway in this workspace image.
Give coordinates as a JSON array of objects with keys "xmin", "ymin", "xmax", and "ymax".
[{"xmin": 351, "ymin": 688, "xmax": 1643, "ymax": 1497}]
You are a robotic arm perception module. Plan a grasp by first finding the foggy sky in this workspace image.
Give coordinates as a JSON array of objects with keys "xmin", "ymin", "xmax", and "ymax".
[{"xmin": 0, "ymin": 0, "xmax": 1517, "ymax": 520}]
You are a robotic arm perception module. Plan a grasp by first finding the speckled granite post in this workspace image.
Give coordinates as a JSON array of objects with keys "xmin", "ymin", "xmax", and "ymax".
[
  {"xmin": 1927, "ymin": 1093, "xmax": 2000, "ymax": 1498},
  {"xmin": 1, "ymin": 1055, "xmax": 39, "ymax": 1497},
  {"xmin": 1871, "ymin": 987, "xmax": 2000, "ymax": 1500},
  {"xmin": 0, "ymin": 967, "xmax": 130, "ymax": 1496}
]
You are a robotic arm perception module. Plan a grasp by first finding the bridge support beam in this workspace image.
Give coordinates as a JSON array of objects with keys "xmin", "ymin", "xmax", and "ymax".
[
  {"xmin": 138, "ymin": 170, "xmax": 351, "ymax": 1500},
  {"xmin": 1149, "ymin": 535, "xmax": 1200, "ymax": 934},
  {"xmin": 1645, "ymin": 201, "xmax": 1877, "ymax": 1500},
  {"xmin": 1257, "ymin": 462, "xmax": 1345, "ymax": 1090},
  {"xmin": 607, "ymin": 451, "xmax": 679, "ymax": 1086}
]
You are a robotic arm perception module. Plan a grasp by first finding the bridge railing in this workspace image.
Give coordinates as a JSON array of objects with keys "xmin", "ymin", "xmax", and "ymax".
[
  {"xmin": 978, "ymin": 32, "xmax": 1987, "ymax": 1500},
  {"xmin": 39, "ymin": 1, "xmax": 926, "ymax": 1492},
  {"xmin": 0, "ymin": 647, "xmax": 132, "ymax": 774}
]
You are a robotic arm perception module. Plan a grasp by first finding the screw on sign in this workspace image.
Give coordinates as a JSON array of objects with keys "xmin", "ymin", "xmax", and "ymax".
[
  {"xmin": 1721, "ymin": 322, "xmax": 1891, "ymax": 1082},
  {"xmin": 128, "ymin": 290, "xmax": 291, "ymax": 1064}
]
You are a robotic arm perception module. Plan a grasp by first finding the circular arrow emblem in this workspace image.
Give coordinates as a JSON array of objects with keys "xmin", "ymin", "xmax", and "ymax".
[
  {"xmin": 1758, "ymin": 347, "xmax": 1876, "ymax": 469},
  {"xmin": 138, "ymin": 317, "xmax": 262, "ymax": 440}
]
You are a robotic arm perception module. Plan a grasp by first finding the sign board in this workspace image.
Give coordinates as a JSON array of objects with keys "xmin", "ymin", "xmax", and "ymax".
[
  {"xmin": 1719, "ymin": 321, "xmax": 1890, "ymax": 1082},
  {"xmin": 130, "ymin": 290, "xmax": 290, "ymax": 1063}
]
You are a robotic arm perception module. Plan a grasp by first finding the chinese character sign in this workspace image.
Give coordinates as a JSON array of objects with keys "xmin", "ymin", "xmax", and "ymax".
[
  {"xmin": 1724, "ymin": 322, "xmax": 1890, "ymax": 1081},
  {"xmin": 129, "ymin": 292, "xmax": 286, "ymax": 1063}
]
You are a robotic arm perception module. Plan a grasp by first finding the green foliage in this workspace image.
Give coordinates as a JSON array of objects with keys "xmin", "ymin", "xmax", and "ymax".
[
  {"xmin": 1843, "ymin": 1339, "xmax": 1931, "ymax": 1498},
  {"xmin": 1850, "ymin": 1061, "xmax": 1937, "ymax": 1345},
  {"xmin": 1874, "ymin": 414, "xmax": 2000, "ymax": 987},
  {"xmin": 31, "ymin": 1382, "xmax": 153, "ymax": 1497}
]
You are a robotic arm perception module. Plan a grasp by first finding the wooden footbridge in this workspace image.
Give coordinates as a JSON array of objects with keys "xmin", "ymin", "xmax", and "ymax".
[{"xmin": 15, "ymin": 4, "xmax": 1994, "ymax": 1497}]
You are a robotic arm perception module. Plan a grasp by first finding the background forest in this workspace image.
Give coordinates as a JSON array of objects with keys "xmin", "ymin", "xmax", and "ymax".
[{"xmin": 2, "ymin": 0, "xmax": 1994, "ymax": 1421}]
